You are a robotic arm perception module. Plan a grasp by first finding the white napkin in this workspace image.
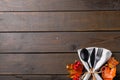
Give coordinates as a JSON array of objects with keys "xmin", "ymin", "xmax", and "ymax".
[{"xmin": 78, "ymin": 47, "xmax": 112, "ymax": 80}]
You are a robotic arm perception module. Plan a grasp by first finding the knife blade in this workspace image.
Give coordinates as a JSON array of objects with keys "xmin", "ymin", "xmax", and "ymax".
[{"xmin": 90, "ymin": 48, "xmax": 95, "ymax": 68}]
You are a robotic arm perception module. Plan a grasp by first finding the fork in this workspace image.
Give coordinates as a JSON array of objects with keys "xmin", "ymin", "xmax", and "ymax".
[{"xmin": 94, "ymin": 48, "xmax": 103, "ymax": 68}]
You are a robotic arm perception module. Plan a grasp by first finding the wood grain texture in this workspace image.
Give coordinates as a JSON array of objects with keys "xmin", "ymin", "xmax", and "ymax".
[
  {"xmin": 0, "ymin": 53, "xmax": 119, "ymax": 74},
  {"xmin": 0, "ymin": 75, "xmax": 119, "ymax": 80},
  {"xmin": 0, "ymin": 12, "xmax": 120, "ymax": 31},
  {"xmin": 0, "ymin": 0, "xmax": 120, "ymax": 11},
  {"xmin": 0, "ymin": 0, "xmax": 120, "ymax": 79},
  {"xmin": 0, "ymin": 75, "xmax": 70, "ymax": 80},
  {"xmin": 0, "ymin": 54, "xmax": 78, "ymax": 74},
  {"xmin": 0, "ymin": 32, "xmax": 119, "ymax": 52}
]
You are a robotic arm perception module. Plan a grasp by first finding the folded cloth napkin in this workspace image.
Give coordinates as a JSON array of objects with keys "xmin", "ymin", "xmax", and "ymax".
[{"xmin": 78, "ymin": 47, "xmax": 112, "ymax": 80}]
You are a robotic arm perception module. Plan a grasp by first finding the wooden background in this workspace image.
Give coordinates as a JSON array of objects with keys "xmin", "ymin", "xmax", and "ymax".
[{"xmin": 0, "ymin": 0, "xmax": 120, "ymax": 80}]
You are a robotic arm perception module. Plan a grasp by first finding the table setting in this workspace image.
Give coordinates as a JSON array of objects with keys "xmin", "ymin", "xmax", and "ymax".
[{"xmin": 66, "ymin": 47, "xmax": 119, "ymax": 80}]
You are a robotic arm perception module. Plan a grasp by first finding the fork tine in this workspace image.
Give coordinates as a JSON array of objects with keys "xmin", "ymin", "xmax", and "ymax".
[
  {"xmin": 97, "ymin": 48, "xmax": 100, "ymax": 56},
  {"xmin": 100, "ymin": 48, "xmax": 103, "ymax": 56},
  {"xmin": 94, "ymin": 48, "xmax": 103, "ymax": 67}
]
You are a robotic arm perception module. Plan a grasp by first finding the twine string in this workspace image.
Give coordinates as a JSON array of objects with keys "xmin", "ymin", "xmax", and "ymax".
[{"xmin": 81, "ymin": 68, "xmax": 101, "ymax": 80}]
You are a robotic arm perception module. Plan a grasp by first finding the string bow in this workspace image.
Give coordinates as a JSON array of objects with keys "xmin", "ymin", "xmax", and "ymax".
[{"xmin": 81, "ymin": 68, "xmax": 101, "ymax": 80}]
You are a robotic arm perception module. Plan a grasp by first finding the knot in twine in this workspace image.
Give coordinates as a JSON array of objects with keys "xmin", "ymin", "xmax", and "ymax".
[{"xmin": 81, "ymin": 68, "xmax": 101, "ymax": 80}]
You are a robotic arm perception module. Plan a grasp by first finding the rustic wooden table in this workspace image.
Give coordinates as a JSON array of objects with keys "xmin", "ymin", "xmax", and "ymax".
[{"xmin": 0, "ymin": 0, "xmax": 119, "ymax": 80}]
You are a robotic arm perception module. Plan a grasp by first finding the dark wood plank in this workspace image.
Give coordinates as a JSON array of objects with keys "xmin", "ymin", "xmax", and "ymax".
[
  {"xmin": 0, "ymin": 12, "xmax": 120, "ymax": 31},
  {"xmin": 0, "ymin": 54, "xmax": 78, "ymax": 74},
  {"xmin": 0, "ymin": 75, "xmax": 70, "ymax": 80},
  {"xmin": 0, "ymin": 32, "xmax": 119, "ymax": 52},
  {"xmin": 0, "ymin": 75, "xmax": 119, "ymax": 80},
  {"xmin": 0, "ymin": 76, "xmax": 21, "ymax": 80},
  {"xmin": 0, "ymin": 0, "xmax": 120, "ymax": 11},
  {"xmin": 0, "ymin": 53, "xmax": 119, "ymax": 74},
  {"xmin": 0, "ymin": 75, "xmax": 120, "ymax": 80},
  {"xmin": 16, "ymin": 75, "xmax": 71, "ymax": 80}
]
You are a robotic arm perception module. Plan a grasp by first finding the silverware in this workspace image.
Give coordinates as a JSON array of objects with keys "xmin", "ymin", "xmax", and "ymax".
[
  {"xmin": 90, "ymin": 48, "xmax": 95, "ymax": 67},
  {"xmin": 80, "ymin": 48, "xmax": 90, "ymax": 68},
  {"xmin": 94, "ymin": 48, "xmax": 103, "ymax": 67}
]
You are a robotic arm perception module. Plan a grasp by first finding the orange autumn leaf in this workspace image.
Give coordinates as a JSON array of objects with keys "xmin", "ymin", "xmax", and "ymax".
[
  {"xmin": 66, "ymin": 61, "xmax": 83, "ymax": 80},
  {"xmin": 101, "ymin": 57, "xmax": 119, "ymax": 80},
  {"xmin": 101, "ymin": 66, "xmax": 116, "ymax": 79},
  {"xmin": 108, "ymin": 57, "xmax": 119, "ymax": 68}
]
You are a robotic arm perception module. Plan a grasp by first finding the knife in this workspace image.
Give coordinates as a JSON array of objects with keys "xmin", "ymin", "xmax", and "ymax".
[{"xmin": 90, "ymin": 48, "xmax": 95, "ymax": 68}]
